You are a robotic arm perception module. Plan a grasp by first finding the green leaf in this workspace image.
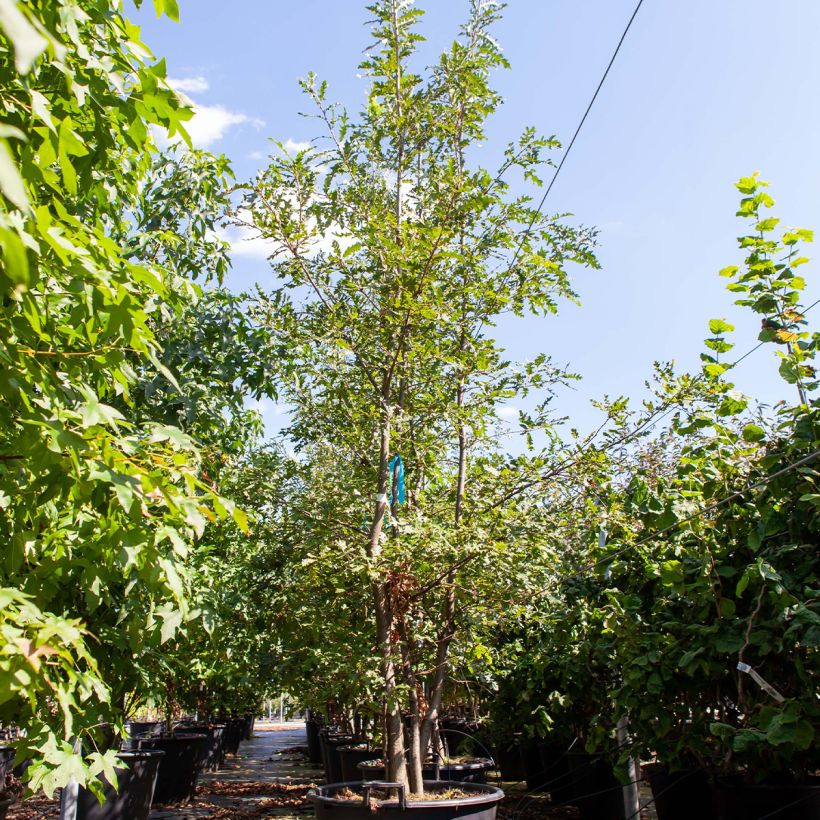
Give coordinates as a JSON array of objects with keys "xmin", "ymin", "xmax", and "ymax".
[
  {"xmin": 755, "ymin": 217, "xmax": 780, "ymax": 232},
  {"xmin": 718, "ymin": 598, "xmax": 736, "ymax": 617},
  {"xmin": 741, "ymin": 423, "xmax": 765, "ymax": 443},
  {"xmin": 0, "ymin": 0, "xmax": 48, "ymax": 73},
  {"xmin": 152, "ymin": 0, "xmax": 180, "ymax": 22},
  {"xmin": 0, "ymin": 139, "xmax": 29, "ymax": 210},
  {"xmin": 708, "ymin": 318, "xmax": 734, "ymax": 334},
  {"xmin": 0, "ymin": 225, "xmax": 29, "ymax": 285}
]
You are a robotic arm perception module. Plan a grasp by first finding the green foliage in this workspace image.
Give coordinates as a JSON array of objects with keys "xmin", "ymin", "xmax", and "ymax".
[
  {"xmin": 0, "ymin": 0, "xmax": 240, "ymax": 794},
  {"xmin": 242, "ymin": 0, "xmax": 597, "ymax": 788},
  {"xmin": 599, "ymin": 178, "xmax": 818, "ymax": 779}
]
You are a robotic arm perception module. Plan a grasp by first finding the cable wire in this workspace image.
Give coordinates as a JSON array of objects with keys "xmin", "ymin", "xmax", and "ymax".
[{"xmin": 504, "ymin": 0, "xmax": 646, "ymax": 278}]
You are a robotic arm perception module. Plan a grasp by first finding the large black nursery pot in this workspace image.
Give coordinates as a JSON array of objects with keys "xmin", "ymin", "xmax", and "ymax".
[
  {"xmin": 221, "ymin": 718, "xmax": 246, "ymax": 756},
  {"xmin": 73, "ymin": 749, "xmax": 164, "ymax": 820},
  {"xmin": 643, "ymin": 763, "xmax": 715, "ymax": 820},
  {"xmin": 0, "ymin": 747, "xmax": 15, "ymax": 783},
  {"xmin": 308, "ymin": 780, "xmax": 504, "ymax": 820},
  {"xmin": 438, "ymin": 759, "xmax": 495, "ymax": 784},
  {"xmin": 566, "ymin": 750, "xmax": 627, "ymax": 820},
  {"xmin": 355, "ymin": 760, "xmax": 493, "ymax": 784},
  {"xmin": 517, "ymin": 740, "xmax": 549, "ymax": 793},
  {"xmin": 710, "ymin": 777, "xmax": 820, "ymax": 820},
  {"xmin": 176, "ymin": 723, "xmax": 226, "ymax": 772},
  {"xmin": 306, "ymin": 718, "xmax": 324, "ymax": 764},
  {"xmin": 492, "ymin": 743, "xmax": 523, "ymax": 782},
  {"xmin": 358, "ymin": 761, "xmax": 437, "ymax": 781},
  {"xmin": 320, "ymin": 732, "xmax": 355, "ymax": 783},
  {"xmin": 338, "ymin": 745, "xmax": 383, "ymax": 782},
  {"xmin": 126, "ymin": 721, "xmax": 164, "ymax": 738},
  {"xmin": 132, "ymin": 733, "xmax": 207, "ymax": 805},
  {"xmin": 0, "ymin": 749, "xmax": 18, "ymax": 820},
  {"xmin": 537, "ymin": 741, "xmax": 575, "ymax": 805}
]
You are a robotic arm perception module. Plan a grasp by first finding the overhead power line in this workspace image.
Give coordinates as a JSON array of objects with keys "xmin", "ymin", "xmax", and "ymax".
[{"xmin": 504, "ymin": 0, "xmax": 646, "ymax": 277}]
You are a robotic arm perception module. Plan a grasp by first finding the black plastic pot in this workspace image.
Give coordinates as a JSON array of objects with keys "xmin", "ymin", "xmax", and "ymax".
[
  {"xmin": 518, "ymin": 741, "xmax": 548, "ymax": 793},
  {"xmin": 711, "ymin": 778, "xmax": 820, "ymax": 819},
  {"xmin": 438, "ymin": 760, "xmax": 494, "ymax": 785},
  {"xmin": 566, "ymin": 751, "xmax": 626, "ymax": 820},
  {"xmin": 126, "ymin": 721, "xmax": 164, "ymax": 738},
  {"xmin": 537, "ymin": 741, "xmax": 575, "ymax": 805},
  {"xmin": 306, "ymin": 719, "xmax": 324, "ymax": 764},
  {"xmin": 643, "ymin": 763, "xmax": 714, "ymax": 820},
  {"xmin": 221, "ymin": 719, "xmax": 245, "ymax": 756},
  {"xmin": 243, "ymin": 715, "xmax": 254, "ymax": 740},
  {"xmin": 320, "ymin": 733, "xmax": 355, "ymax": 783},
  {"xmin": 132, "ymin": 733, "xmax": 206, "ymax": 804},
  {"xmin": 493, "ymin": 744, "xmax": 523, "ymax": 782},
  {"xmin": 74, "ymin": 749, "xmax": 164, "ymax": 820},
  {"xmin": 0, "ymin": 747, "xmax": 15, "ymax": 783},
  {"xmin": 176, "ymin": 724, "xmax": 226, "ymax": 772},
  {"xmin": 339, "ymin": 745, "xmax": 383, "ymax": 781},
  {"xmin": 308, "ymin": 780, "xmax": 504, "ymax": 820},
  {"xmin": 355, "ymin": 760, "xmax": 492, "ymax": 784},
  {"xmin": 0, "ymin": 797, "xmax": 14, "ymax": 820}
]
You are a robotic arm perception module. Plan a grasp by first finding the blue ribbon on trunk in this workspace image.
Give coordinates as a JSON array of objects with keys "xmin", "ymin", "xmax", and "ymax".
[{"xmin": 388, "ymin": 454, "xmax": 405, "ymax": 506}]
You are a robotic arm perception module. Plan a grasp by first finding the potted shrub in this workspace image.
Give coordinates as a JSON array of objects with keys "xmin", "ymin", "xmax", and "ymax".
[{"xmin": 605, "ymin": 178, "xmax": 820, "ymax": 820}]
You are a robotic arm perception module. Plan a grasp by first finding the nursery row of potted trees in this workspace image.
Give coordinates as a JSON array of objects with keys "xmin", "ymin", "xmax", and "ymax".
[{"xmin": 478, "ymin": 177, "xmax": 820, "ymax": 819}]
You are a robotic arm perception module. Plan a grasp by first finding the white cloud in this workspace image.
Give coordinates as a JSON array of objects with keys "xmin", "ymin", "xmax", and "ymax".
[
  {"xmin": 282, "ymin": 138, "xmax": 311, "ymax": 154},
  {"xmin": 497, "ymin": 406, "xmax": 520, "ymax": 419},
  {"xmin": 249, "ymin": 150, "xmax": 265, "ymax": 160},
  {"xmin": 154, "ymin": 74, "xmax": 264, "ymax": 150},
  {"xmin": 247, "ymin": 397, "xmax": 289, "ymax": 417},
  {"xmin": 167, "ymin": 76, "xmax": 209, "ymax": 94},
  {"xmin": 219, "ymin": 207, "xmax": 355, "ymax": 261},
  {"xmin": 184, "ymin": 104, "xmax": 264, "ymax": 149}
]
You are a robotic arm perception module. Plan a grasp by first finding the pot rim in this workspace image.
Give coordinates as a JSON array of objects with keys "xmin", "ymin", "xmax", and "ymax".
[
  {"xmin": 116, "ymin": 749, "xmax": 166, "ymax": 760},
  {"xmin": 309, "ymin": 780, "xmax": 504, "ymax": 808}
]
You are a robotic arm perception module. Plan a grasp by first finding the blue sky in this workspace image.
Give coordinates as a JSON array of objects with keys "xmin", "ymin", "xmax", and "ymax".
[{"xmin": 134, "ymin": 0, "xmax": 820, "ymax": 438}]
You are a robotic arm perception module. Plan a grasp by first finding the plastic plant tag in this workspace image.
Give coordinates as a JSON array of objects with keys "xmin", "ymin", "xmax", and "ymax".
[{"xmin": 737, "ymin": 662, "xmax": 786, "ymax": 703}]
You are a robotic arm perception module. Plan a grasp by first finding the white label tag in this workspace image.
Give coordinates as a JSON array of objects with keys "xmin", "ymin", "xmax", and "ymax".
[
  {"xmin": 376, "ymin": 493, "xmax": 387, "ymax": 503},
  {"xmin": 737, "ymin": 662, "xmax": 785, "ymax": 703}
]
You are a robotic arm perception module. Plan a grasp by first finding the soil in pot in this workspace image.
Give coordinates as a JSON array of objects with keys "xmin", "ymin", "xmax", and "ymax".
[
  {"xmin": 308, "ymin": 779, "xmax": 504, "ymax": 820},
  {"xmin": 72, "ymin": 749, "xmax": 164, "ymax": 820},
  {"xmin": 133, "ymin": 733, "xmax": 206, "ymax": 804},
  {"xmin": 643, "ymin": 763, "xmax": 714, "ymax": 820},
  {"xmin": 566, "ymin": 750, "xmax": 627, "ymax": 820},
  {"xmin": 711, "ymin": 778, "xmax": 820, "ymax": 820}
]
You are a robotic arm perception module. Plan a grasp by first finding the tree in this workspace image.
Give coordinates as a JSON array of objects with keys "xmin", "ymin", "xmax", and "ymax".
[
  {"xmin": 243, "ymin": 0, "xmax": 596, "ymax": 792},
  {"xmin": 0, "ymin": 0, "xmax": 241, "ymax": 795}
]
